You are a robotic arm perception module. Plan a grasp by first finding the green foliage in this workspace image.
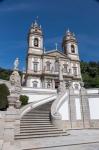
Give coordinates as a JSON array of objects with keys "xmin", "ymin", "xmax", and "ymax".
[
  {"xmin": 0, "ymin": 67, "xmax": 12, "ymax": 80},
  {"xmin": 20, "ymin": 95, "xmax": 29, "ymax": 106},
  {"xmin": 81, "ymin": 61, "xmax": 99, "ymax": 88},
  {"xmin": 0, "ymin": 84, "xmax": 10, "ymax": 110},
  {"xmin": 0, "ymin": 67, "xmax": 22, "ymax": 81}
]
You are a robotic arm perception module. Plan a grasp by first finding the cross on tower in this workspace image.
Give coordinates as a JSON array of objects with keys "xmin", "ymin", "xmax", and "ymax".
[{"xmin": 55, "ymin": 43, "xmax": 58, "ymax": 50}]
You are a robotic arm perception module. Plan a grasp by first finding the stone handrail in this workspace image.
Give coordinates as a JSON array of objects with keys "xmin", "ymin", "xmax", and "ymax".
[
  {"xmin": 51, "ymin": 90, "xmax": 68, "ymax": 120},
  {"xmin": 20, "ymin": 94, "xmax": 57, "ymax": 117}
]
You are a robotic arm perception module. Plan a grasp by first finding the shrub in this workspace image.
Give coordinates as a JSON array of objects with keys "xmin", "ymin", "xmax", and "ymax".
[
  {"xmin": 20, "ymin": 95, "xmax": 29, "ymax": 106},
  {"xmin": 0, "ymin": 84, "xmax": 10, "ymax": 110}
]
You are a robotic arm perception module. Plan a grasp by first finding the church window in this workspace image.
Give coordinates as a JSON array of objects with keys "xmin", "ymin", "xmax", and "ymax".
[
  {"xmin": 73, "ymin": 67, "xmax": 77, "ymax": 76},
  {"xmin": 33, "ymin": 62, "xmax": 38, "ymax": 72},
  {"xmin": 46, "ymin": 61, "xmax": 51, "ymax": 71},
  {"xmin": 34, "ymin": 38, "xmax": 39, "ymax": 47},
  {"xmin": 74, "ymin": 84, "xmax": 79, "ymax": 89},
  {"xmin": 71, "ymin": 45, "xmax": 75, "ymax": 53},
  {"xmin": 47, "ymin": 81, "xmax": 51, "ymax": 88},
  {"xmin": 34, "ymin": 57, "xmax": 38, "ymax": 62},
  {"xmin": 33, "ymin": 81, "xmax": 38, "ymax": 88},
  {"xmin": 63, "ymin": 64, "xmax": 68, "ymax": 73},
  {"xmin": 55, "ymin": 61, "xmax": 59, "ymax": 72}
]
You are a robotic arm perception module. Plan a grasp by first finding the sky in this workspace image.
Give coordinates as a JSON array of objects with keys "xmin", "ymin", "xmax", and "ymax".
[{"xmin": 0, "ymin": 0, "xmax": 99, "ymax": 70}]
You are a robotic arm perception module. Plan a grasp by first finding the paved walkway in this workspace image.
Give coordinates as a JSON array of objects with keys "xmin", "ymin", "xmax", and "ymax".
[{"xmin": 17, "ymin": 129, "xmax": 99, "ymax": 150}]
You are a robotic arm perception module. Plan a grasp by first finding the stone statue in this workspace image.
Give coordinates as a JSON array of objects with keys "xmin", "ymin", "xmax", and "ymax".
[
  {"xmin": 14, "ymin": 58, "xmax": 19, "ymax": 70},
  {"xmin": 8, "ymin": 59, "xmax": 22, "ymax": 109}
]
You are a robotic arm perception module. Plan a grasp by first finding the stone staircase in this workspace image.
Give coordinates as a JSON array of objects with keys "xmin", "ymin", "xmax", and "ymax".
[{"xmin": 15, "ymin": 101, "xmax": 67, "ymax": 140}]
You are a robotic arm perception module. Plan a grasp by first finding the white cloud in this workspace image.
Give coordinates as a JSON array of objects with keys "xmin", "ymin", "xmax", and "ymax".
[{"xmin": 0, "ymin": 0, "xmax": 41, "ymax": 12}]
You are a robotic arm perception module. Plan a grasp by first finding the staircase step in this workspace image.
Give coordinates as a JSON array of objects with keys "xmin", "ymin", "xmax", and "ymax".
[
  {"xmin": 16, "ymin": 131, "xmax": 66, "ymax": 136},
  {"xmin": 29, "ymin": 110, "xmax": 50, "ymax": 113},
  {"xmin": 16, "ymin": 130, "xmax": 65, "ymax": 136},
  {"xmin": 24, "ymin": 114, "xmax": 49, "ymax": 117},
  {"xmin": 20, "ymin": 124, "xmax": 54, "ymax": 127},
  {"xmin": 15, "ymin": 132, "xmax": 68, "ymax": 140},
  {"xmin": 20, "ymin": 129, "xmax": 63, "ymax": 133},
  {"xmin": 22, "ymin": 116, "xmax": 49, "ymax": 119},
  {"xmin": 20, "ymin": 123, "xmax": 52, "ymax": 126},
  {"xmin": 20, "ymin": 127, "xmax": 59, "ymax": 131},
  {"xmin": 21, "ymin": 120, "xmax": 50, "ymax": 123}
]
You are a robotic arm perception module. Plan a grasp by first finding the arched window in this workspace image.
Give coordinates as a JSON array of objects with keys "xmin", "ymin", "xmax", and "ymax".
[
  {"xmin": 63, "ymin": 64, "xmax": 68, "ymax": 73},
  {"xmin": 55, "ymin": 61, "xmax": 59, "ymax": 72},
  {"xmin": 73, "ymin": 67, "xmax": 77, "ymax": 76},
  {"xmin": 46, "ymin": 61, "xmax": 51, "ymax": 71},
  {"xmin": 34, "ymin": 38, "xmax": 39, "ymax": 47},
  {"xmin": 47, "ymin": 81, "xmax": 51, "ymax": 88},
  {"xmin": 33, "ymin": 62, "xmax": 38, "ymax": 72},
  {"xmin": 33, "ymin": 81, "xmax": 38, "ymax": 88},
  {"xmin": 71, "ymin": 45, "xmax": 75, "ymax": 53}
]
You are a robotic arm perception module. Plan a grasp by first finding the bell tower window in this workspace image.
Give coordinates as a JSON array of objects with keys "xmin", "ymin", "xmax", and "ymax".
[
  {"xmin": 71, "ymin": 45, "xmax": 75, "ymax": 53},
  {"xmin": 34, "ymin": 38, "xmax": 39, "ymax": 47}
]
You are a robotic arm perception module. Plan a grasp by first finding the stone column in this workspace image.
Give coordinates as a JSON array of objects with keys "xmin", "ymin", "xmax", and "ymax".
[
  {"xmin": 52, "ymin": 79, "xmax": 55, "ymax": 89},
  {"xmin": 3, "ymin": 59, "xmax": 22, "ymax": 149},
  {"xmin": 69, "ymin": 88, "xmax": 77, "ymax": 128},
  {"xmin": 58, "ymin": 62, "xmax": 65, "ymax": 93},
  {"xmin": 80, "ymin": 88, "xmax": 90, "ymax": 128}
]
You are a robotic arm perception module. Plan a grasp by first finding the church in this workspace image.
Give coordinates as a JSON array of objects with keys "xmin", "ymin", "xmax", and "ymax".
[
  {"xmin": 25, "ymin": 20, "xmax": 82, "ymax": 91},
  {"xmin": 1, "ymin": 19, "xmax": 99, "ymax": 144},
  {"xmin": 19, "ymin": 20, "xmax": 99, "ymax": 130}
]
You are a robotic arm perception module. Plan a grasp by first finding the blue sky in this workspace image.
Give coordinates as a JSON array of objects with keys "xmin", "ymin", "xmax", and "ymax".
[{"xmin": 0, "ymin": 0, "xmax": 99, "ymax": 70}]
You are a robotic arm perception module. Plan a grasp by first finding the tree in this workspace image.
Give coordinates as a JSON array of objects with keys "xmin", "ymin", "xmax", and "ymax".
[
  {"xmin": 0, "ymin": 84, "xmax": 10, "ymax": 110},
  {"xmin": 20, "ymin": 95, "xmax": 29, "ymax": 106}
]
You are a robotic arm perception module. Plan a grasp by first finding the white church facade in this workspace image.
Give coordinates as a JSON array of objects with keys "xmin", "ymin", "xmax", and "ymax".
[
  {"xmin": 24, "ymin": 20, "xmax": 82, "ymax": 91},
  {"xmin": 20, "ymin": 20, "xmax": 99, "ymax": 129},
  {"xmin": 0, "ymin": 20, "xmax": 99, "ymax": 134}
]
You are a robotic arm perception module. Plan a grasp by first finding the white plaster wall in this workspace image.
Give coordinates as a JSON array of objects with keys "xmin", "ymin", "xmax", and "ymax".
[
  {"xmin": 87, "ymin": 89, "xmax": 99, "ymax": 94},
  {"xmin": 23, "ymin": 93, "xmax": 53, "ymax": 103},
  {"xmin": 75, "ymin": 98, "xmax": 81, "ymax": 120},
  {"xmin": 22, "ymin": 87, "xmax": 57, "ymax": 103},
  {"xmin": 59, "ymin": 100, "xmax": 69, "ymax": 120},
  {"xmin": 26, "ymin": 77, "xmax": 41, "ymax": 88},
  {"xmin": 89, "ymin": 98, "xmax": 99, "ymax": 119}
]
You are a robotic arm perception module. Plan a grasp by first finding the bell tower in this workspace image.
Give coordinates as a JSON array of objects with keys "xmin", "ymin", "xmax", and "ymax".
[
  {"xmin": 26, "ymin": 20, "xmax": 44, "ymax": 87},
  {"xmin": 62, "ymin": 29, "xmax": 82, "ymax": 89},
  {"xmin": 28, "ymin": 20, "xmax": 43, "ymax": 55},
  {"xmin": 62, "ymin": 29, "xmax": 79, "ymax": 61}
]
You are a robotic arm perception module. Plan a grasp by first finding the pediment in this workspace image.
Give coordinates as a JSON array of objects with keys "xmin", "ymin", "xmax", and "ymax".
[{"xmin": 45, "ymin": 50, "xmax": 67, "ymax": 58}]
